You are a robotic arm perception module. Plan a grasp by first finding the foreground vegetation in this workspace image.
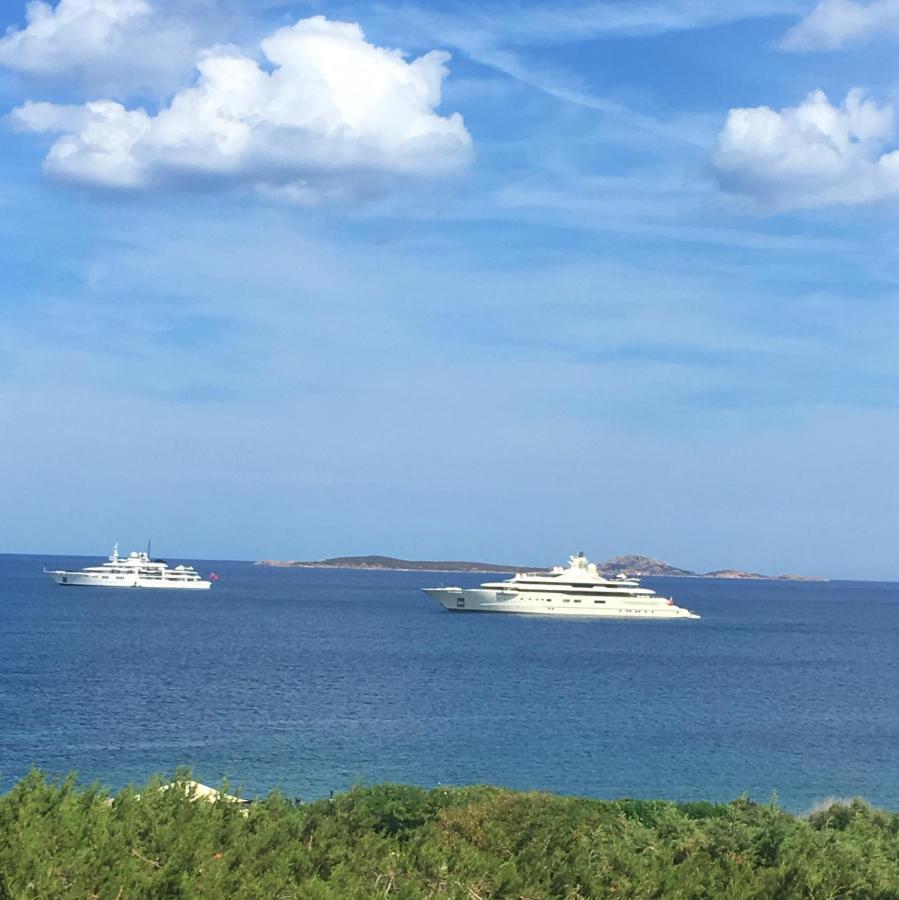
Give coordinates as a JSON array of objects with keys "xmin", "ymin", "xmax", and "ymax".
[{"xmin": 2, "ymin": 772, "xmax": 898, "ymax": 898}]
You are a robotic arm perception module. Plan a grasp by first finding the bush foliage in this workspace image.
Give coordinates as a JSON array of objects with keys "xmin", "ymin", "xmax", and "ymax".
[{"xmin": 1, "ymin": 771, "xmax": 898, "ymax": 898}]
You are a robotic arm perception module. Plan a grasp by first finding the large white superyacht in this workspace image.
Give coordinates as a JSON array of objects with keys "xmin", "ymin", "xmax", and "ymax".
[
  {"xmin": 45, "ymin": 544, "xmax": 213, "ymax": 590},
  {"xmin": 422, "ymin": 553, "xmax": 699, "ymax": 619}
]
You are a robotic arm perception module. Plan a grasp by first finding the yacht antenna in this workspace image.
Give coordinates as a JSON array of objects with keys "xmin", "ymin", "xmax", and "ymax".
[{"xmin": 147, "ymin": 538, "xmax": 151, "ymax": 559}]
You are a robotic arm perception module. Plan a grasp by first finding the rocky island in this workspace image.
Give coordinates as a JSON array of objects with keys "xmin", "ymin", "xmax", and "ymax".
[
  {"xmin": 256, "ymin": 553, "xmax": 825, "ymax": 581},
  {"xmin": 255, "ymin": 555, "xmax": 539, "ymax": 573},
  {"xmin": 597, "ymin": 555, "xmax": 825, "ymax": 581}
]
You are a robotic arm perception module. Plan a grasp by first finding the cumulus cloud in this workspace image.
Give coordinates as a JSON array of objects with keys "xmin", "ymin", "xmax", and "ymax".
[
  {"xmin": 780, "ymin": 0, "xmax": 899, "ymax": 51},
  {"xmin": 0, "ymin": 0, "xmax": 193, "ymax": 91},
  {"xmin": 9, "ymin": 16, "xmax": 473, "ymax": 200},
  {"xmin": 712, "ymin": 89, "xmax": 899, "ymax": 209}
]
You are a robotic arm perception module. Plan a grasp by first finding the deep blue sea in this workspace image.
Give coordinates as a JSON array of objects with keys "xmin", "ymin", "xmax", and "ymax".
[{"xmin": 2, "ymin": 553, "xmax": 898, "ymax": 812}]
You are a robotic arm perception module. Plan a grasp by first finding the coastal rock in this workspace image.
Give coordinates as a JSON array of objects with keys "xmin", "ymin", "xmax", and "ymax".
[
  {"xmin": 255, "ymin": 553, "xmax": 825, "ymax": 581},
  {"xmin": 255, "ymin": 555, "xmax": 542, "ymax": 573},
  {"xmin": 597, "ymin": 555, "xmax": 695, "ymax": 578}
]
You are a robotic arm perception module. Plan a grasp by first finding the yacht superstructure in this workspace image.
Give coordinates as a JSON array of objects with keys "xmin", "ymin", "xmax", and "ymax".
[
  {"xmin": 45, "ymin": 545, "xmax": 212, "ymax": 590},
  {"xmin": 422, "ymin": 553, "xmax": 699, "ymax": 619}
]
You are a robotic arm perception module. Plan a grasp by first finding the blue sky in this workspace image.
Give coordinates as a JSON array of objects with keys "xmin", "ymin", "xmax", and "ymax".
[{"xmin": 1, "ymin": 0, "xmax": 899, "ymax": 578}]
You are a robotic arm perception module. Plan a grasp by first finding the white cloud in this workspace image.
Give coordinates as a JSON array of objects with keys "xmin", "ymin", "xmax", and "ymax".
[
  {"xmin": 0, "ymin": 0, "xmax": 194, "ymax": 90},
  {"xmin": 780, "ymin": 0, "xmax": 899, "ymax": 50},
  {"xmin": 9, "ymin": 16, "xmax": 473, "ymax": 199},
  {"xmin": 712, "ymin": 89, "xmax": 899, "ymax": 209},
  {"xmin": 0, "ymin": 0, "xmax": 147, "ymax": 72}
]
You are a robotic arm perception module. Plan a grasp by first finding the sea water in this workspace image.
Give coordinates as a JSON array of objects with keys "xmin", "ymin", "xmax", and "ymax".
[{"xmin": 2, "ymin": 554, "xmax": 898, "ymax": 812}]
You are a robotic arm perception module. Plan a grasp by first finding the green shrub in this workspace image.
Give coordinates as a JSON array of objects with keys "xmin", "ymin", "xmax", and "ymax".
[{"xmin": 0, "ymin": 772, "xmax": 897, "ymax": 899}]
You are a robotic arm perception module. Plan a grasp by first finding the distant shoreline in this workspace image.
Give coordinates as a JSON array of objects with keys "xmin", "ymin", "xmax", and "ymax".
[
  {"xmin": 255, "ymin": 555, "xmax": 828, "ymax": 581},
  {"xmin": 258, "ymin": 563, "xmax": 536, "ymax": 574},
  {"xmin": 256, "ymin": 556, "xmax": 539, "ymax": 575}
]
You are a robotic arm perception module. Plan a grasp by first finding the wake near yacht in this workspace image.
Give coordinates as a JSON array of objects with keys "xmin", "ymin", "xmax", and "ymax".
[
  {"xmin": 423, "ymin": 553, "xmax": 699, "ymax": 619},
  {"xmin": 45, "ymin": 544, "xmax": 212, "ymax": 590}
]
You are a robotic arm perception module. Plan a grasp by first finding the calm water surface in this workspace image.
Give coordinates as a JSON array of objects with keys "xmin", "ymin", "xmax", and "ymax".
[{"xmin": 2, "ymin": 554, "xmax": 898, "ymax": 811}]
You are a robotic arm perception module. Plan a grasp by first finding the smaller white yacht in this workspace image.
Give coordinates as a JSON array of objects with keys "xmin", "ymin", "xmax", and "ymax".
[
  {"xmin": 45, "ymin": 544, "xmax": 212, "ymax": 590},
  {"xmin": 423, "ymin": 553, "xmax": 699, "ymax": 619}
]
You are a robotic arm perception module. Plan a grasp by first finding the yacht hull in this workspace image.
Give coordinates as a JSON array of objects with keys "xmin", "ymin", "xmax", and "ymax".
[
  {"xmin": 46, "ymin": 572, "xmax": 212, "ymax": 589},
  {"xmin": 423, "ymin": 588, "xmax": 699, "ymax": 619}
]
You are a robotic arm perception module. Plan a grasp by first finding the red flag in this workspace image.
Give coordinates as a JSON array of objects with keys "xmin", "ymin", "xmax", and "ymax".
[{"xmin": 209, "ymin": 572, "xmax": 220, "ymax": 581}]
